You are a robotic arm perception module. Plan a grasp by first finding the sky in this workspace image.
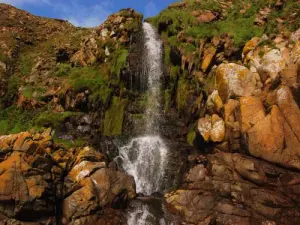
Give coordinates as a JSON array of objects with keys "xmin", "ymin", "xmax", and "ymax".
[{"xmin": 0, "ymin": 0, "xmax": 178, "ymax": 27}]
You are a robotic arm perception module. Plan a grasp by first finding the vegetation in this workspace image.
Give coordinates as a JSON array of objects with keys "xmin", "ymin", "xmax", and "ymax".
[
  {"xmin": 103, "ymin": 97, "xmax": 127, "ymax": 136},
  {"xmin": 35, "ymin": 111, "xmax": 80, "ymax": 128},
  {"xmin": 110, "ymin": 49, "xmax": 128, "ymax": 78},
  {"xmin": 0, "ymin": 106, "xmax": 38, "ymax": 134},
  {"xmin": 66, "ymin": 66, "xmax": 112, "ymax": 106}
]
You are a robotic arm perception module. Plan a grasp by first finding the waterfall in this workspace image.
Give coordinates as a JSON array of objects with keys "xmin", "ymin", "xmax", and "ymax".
[{"xmin": 117, "ymin": 22, "xmax": 168, "ymax": 197}]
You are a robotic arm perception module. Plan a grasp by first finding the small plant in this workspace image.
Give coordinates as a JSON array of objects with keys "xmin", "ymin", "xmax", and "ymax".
[{"xmin": 54, "ymin": 63, "xmax": 72, "ymax": 77}]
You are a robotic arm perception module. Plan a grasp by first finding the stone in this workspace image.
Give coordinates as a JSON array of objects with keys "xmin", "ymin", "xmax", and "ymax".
[
  {"xmin": 247, "ymin": 86, "xmax": 300, "ymax": 169},
  {"xmin": 260, "ymin": 49, "xmax": 286, "ymax": 80},
  {"xmin": 197, "ymin": 114, "xmax": 225, "ymax": 142},
  {"xmin": 197, "ymin": 115, "xmax": 212, "ymax": 142},
  {"xmin": 280, "ymin": 63, "xmax": 298, "ymax": 87},
  {"xmin": 201, "ymin": 46, "xmax": 216, "ymax": 72},
  {"xmin": 242, "ymin": 37, "xmax": 260, "ymax": 59},
  {"xmin": 224, "ymin": 99, "xmax": 239, "ymax": 123},
  {"xmin": 290, "ymin": 28, "xmax": 300, "ymax": 42},
  {"xmin": 215, "ymin": 63, "xmax": 257, "ymax": 101},
  {"xmin": 210, "ymin": 114, "xmax": 225, "ymax": 142},
  {"xmin": 240, "ymin": 96, "xmax": 266, "ymax": 132},
  {"xmin": 0, "ymin": 131, "xmax": 136, "ymax": 224},
  {"xmin": 290, "ymin": 41, "xmax": 300, "ymax": 65},
  {"xmin": 165, "ymin": 152, "xmax": 300, "ymax": 225},
  {"xmin": 196, "ymin": 11, "xmax": 218, "ymax": 23},
  {"xmin": 206, "ymin": 90, "xmax": 223, "ymax": 113}
]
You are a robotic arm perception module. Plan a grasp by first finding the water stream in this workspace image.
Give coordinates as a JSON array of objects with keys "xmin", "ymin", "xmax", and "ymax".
[{"xmin": 115, "ymin": 22, "xmax": 174, "ymax": 224}]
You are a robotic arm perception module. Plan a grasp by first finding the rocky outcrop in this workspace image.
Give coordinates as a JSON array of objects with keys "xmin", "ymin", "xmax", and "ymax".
[
  {"xmin": 166, "ymin": 28, "xmax": 300, "ymax": 224},
  {"xmin": 0, "ymin": 130, "xmax": 135, "ymax": 224},
  {"xmin": 165, "ymin": 152, "xmax": 300, "ymax": 225}
]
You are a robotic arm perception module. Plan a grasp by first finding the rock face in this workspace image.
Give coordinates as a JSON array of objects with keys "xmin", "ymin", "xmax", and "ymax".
[
  {"xmin": 0, "ymin": 131, "xmax": 136, "ymax": 224},
  {"xmin": 165, "ymin": 152, "xmax": 300, "ymax": 225},
  {"xmin": 168, "ymin": 28, "xmax": 300, "ymax": 224}
]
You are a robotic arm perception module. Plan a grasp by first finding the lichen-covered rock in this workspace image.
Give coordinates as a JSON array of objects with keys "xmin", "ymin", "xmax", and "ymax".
[
  {"xmin": 215, "ymin": 63, "xmax": 257, "ymax": 101},
  {"xmin": 0, "ymin": 131, "xmax": 136, "ymax": 224},
  {"xmin": 206, "ymin": 90, "xmax": 223, "ymax": 113},
  {"xmin": 197, "ymin": 114, "xmax": 225, "ymax": 142}
]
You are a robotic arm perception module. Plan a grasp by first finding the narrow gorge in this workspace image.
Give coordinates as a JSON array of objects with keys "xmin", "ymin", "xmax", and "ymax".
[{"xmin": 0, "ymin": 0, "xmax": 300, "ymax": 225}]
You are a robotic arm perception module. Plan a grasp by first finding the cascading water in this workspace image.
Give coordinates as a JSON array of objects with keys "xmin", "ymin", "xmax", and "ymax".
[
  {"xmin": 116, "ymin": 22, "xmax": 174, "ymax": 224},
  {"xmin": 117, "ymin": 22, "xmax": 167, "ymax": 195}
]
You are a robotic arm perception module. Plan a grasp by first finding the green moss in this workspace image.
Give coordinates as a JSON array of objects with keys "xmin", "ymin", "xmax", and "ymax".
[
  {"xmin": 11, "ymin": 122, "xmax": 22, "ymax": 134},
  {"xmin": 164, "ymin": 45, "xmax": 171, "ymax": 66},
  {"xmin": 67, "ymin": 66, "xmax": 112, "ymax": 105},
  {"xmin": 53, "ymin": 137, "xmax": 86, "ymax": 149},
  {"xmin": 187, "ymin": 130, "xmax": 196, "ymax": 146},
  {"xmin": 164, "ymin": 89, "xmax": 172, "ymax": 112},
  {"xmin": 170, "ymin": 66, "xmax": 180, "ymax": 81},
  {"xmin": 18, "ymin": 52, "xmax": 36, "ymax": 76},
  {"xmin": 176, "ymin": 77, "xmax": 201, "ymax": 113},
  {"xmin": 0, "ymin": 120, "xmax": 8, "ymax": 135},
  {"xmin": 176, "ymin": 78, "xmax": 190, "ymax": 113},
  {"xmin": 54, "ymin": 63, "xmax": 72, "ymax": 77},
  {"xmin": 110, "ymin": 49, "xmax": 128, "ymax": 78},
  {"xmin": 0, "ymin": 106, "xmax": 38, "ymax": 134},
  {"xmin": 35, "ymin": 111, "xmax": 80, "ymax": 128},
  {"xmin": 0, "ymin": 74, "xmax": 21, "ymax": 107},
  {"xmin": 103, "ymin": 97, "xmax": 127, "ymax": 136},
  {"xmin": 151, "ymin": 8, "xmax": 195, "ymax": 36}
]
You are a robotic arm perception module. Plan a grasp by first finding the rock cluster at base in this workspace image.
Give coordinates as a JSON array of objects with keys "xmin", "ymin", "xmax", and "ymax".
[
  {"xmin": 0, "ymin": 130, "xmax": 136, "ymax": 225},
  {"xmin": 165, "ymin": 152, "xmax": 300, "ymax": 225}
]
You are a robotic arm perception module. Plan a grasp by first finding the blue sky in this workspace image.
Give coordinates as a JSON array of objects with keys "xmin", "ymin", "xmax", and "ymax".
[{"xmin": 0, "ymin": 0, "xmax": 177, "ymax": 27}]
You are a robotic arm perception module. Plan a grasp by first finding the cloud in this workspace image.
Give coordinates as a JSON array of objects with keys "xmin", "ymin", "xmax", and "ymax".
[
  {"xmin": 0, "ymin": 0, "xmax": 113, "ymax": 28},
  {"xmin": 144, "ymin": 1, "xmax": 158, "ymax": 18},
  {"xmin": 0, "ymin": 0, "xmax": 49, "ymax": 6},
  {"xmin": 56, "ymin": 1, "xmax": 113, "ymax": 27}
]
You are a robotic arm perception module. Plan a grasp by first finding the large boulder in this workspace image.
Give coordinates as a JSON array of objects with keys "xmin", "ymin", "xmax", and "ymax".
[
  {"xmin": 215, "ymin": 63, "xmax": 257, "ymax": 102},
  {"xmin": 247, "ymin": 86, "xmax": 300, "ymax": 169}
]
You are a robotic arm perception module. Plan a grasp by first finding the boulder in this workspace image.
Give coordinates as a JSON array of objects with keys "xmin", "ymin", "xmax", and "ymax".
[
  {"xmin": 206, "ymin": 90, "xmax": 223, "ymax": 113},
  {"xmin": 260, "ymin": 49, "xmax": 286, "ymax": 80},
  {"xmin": 215, "ymin": 63, "xmax": 257, "ymax": 102},
  {"xmin": 240, "ymin": 96, "xmax": 266, "ymax": 132},
  {"xmin": 201, "ymin": 46, "xmax": 216, "ymax": 72},
  {"xmin": 197, "ymin": 114, "xmax": 225, "ymax": 142},
  {"xmin": 248, "ymin": 86, "xmax": 300, "ymax": 169}
]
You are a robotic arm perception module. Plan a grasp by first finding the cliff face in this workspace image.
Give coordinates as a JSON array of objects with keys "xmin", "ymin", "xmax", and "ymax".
[
  {"xmin": 0, "ymin": 0, "xmax": 300, "ymax": 224},
  {"xmin": 0, "ymin": 3, "xmax": 143, "ymax": 141}
]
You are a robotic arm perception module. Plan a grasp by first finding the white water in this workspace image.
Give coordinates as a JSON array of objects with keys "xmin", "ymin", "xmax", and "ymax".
[{"xmin": 116, "ymin": 22, "xmax": 170, "ymax": 224}]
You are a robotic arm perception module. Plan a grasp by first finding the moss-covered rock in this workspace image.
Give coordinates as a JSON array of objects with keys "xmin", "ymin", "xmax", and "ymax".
[{"xmin": 103, "ymin": 97, "xmax": 127, "ymax": 136}]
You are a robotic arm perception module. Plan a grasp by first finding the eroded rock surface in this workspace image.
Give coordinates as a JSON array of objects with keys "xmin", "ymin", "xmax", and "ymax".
[
  {"xmin": 166, "ymin": 152, "xmax": 300, "ymax": 225},
  {"xmin": 0, "ymin": 130, "xmax": 135, "ymax": 224}
]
